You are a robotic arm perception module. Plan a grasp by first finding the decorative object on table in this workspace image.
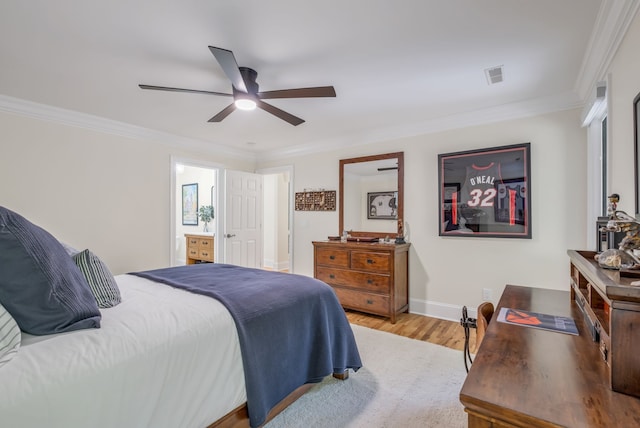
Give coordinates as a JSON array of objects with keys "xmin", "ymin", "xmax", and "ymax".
[
  {"xmin": 294, "ymin": 190, "xmax": 336, "ymax": 211},
  {"xmin": 438, "ymin": 143, "xmax": 531, "ymax": 239},
  {"xmin": 597, "ymin": 197, "xmax": 640, "ymax": 268},
  {"xmin": 395, "ymin": 219, "xmax": 406, "ymax": 244},
  {"xmin": 198, "ymin": 205, "xmax": 214, "ymax": 232},
  {"xmin": 182, "ymin": 183, "xmax": 198, "ymax": 226},
  {"xmin": 367, "ymin": 191, "xmax": 398, "ymax": 220}
]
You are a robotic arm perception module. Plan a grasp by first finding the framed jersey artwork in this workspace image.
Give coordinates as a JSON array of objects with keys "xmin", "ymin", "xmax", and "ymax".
[
  {"xmin": 368, "ymin": 191, "xmax": 398, "ymax": 219},
  {"xmin": 438, "ymin": 142, "xmax": 531, "ymax": 238}
]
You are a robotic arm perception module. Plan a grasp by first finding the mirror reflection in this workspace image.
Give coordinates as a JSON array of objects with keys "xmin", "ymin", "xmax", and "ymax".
[{"xmin": 340, "ymin": 152, "xmax": 404, "ymax": 237}]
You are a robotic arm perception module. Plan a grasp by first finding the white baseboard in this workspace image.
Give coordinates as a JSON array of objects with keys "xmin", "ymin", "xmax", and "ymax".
[
  {"xmin": 409, "ymin": 298, "xmax": 478, "ymax": 322},
  {"xmin": 263, "ymin": 259, "xmax": 290, "ymax": 272},
  {"xmin": 275, "ymin": 260, "xmax": 290, "ymax": 271}
]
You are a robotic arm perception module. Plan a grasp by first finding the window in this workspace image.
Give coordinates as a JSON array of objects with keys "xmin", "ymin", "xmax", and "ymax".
[{"xmin": 600, "ymin": 116, "xmax": 608, "ymax": 215}]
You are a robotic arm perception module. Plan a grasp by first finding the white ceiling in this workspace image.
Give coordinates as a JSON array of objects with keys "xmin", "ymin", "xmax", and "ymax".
[{"xmin": 0, "ymin": 1, "xmax": 616, "ymax": 159}]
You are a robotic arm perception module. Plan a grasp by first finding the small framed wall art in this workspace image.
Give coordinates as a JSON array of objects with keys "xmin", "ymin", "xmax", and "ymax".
[
  {"xmin": 294, "ymin": 190, "xmax": 336, "ymax": 211},
  {"xmin": 438, "ymin": 143, "xmax": 531, "ymax": 238},
  {"xmin": 182, "ymin": 183, "xmax": 198, "ymax": 226}
]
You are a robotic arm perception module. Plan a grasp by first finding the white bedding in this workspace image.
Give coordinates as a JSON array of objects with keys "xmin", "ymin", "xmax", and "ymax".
[{"xmin": 0, "ymin": 274, "xmax": 246, "ymax": 428}]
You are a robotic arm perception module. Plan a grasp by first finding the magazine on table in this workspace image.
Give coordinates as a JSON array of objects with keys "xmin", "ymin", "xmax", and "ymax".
[{"xmin": 496, "ymin": 307, "xmax": 579, "ymax": 335}]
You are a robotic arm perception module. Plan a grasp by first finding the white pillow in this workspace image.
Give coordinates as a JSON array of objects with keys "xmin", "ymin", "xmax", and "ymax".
[{"xmin": 0, "ymin": 302, "xmax": 20, "ymax": 368}]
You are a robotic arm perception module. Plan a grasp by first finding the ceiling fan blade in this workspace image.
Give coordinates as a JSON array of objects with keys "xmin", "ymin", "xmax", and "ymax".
[
  {"xmin": 208, "ymin": 46, "xmax": 248, "ymax": 93},
  {"xmin": 139, "ymin": 84, "xmax": 231, "ymax": 97},
  {"xmin": 208, "ymin": 103, "xmax": 237, "ymax": 122},
  {"xmin": 258, "ymin": 86, "xmax": 336, "ymax": 99},
  {"xmin": 256, "ymin": 100, "xmax": 305, "ymax": 126}
]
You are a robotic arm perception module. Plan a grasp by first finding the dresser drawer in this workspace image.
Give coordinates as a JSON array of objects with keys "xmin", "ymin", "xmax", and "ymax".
[
  {"xmin": 315, "ymin": 248, "xmax": 349, "ymax": 267},
  {"xmin": 351, "ymin": 251, "xmax": 391, "ymax": 272},
  {"xmin": 316, "ymin": 267, "xmax": 390, "ymax": 293},
  {"xmin": 198, "ymin": 249, "xmax": 213, "ymax": 261},
  {"xmin": 199, "ymin": 238, "xmax": 212, "ymax": 248},
  {"xmin": 187, "ymin": 237, "xmax": 200, "ymax": 247},
  {"xmin": 333, "ymin": 287, "xmax": 390, "ymax": 315},
  {"xmin": 187, "ymin": 247, "xmax": 199, "ymax": 258}
]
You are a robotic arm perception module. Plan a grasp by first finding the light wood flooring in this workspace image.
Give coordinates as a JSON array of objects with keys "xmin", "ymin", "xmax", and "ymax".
[
  {"xmin": 264, "ymin": 268, "xmax": 475, "ymax": 352},
  {"xmin": 345, "ymin": 309, "xmax": 477, "ymax": 352}
]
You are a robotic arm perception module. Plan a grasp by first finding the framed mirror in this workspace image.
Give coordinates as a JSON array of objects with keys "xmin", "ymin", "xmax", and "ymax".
[{"xmin": 339, "ymin": 152, "xmax": 404, "ymax": 238}]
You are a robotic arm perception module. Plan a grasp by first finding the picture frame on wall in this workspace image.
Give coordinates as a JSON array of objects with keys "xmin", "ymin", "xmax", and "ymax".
[
  {"xmin": 367, "ymin": 191, "xmax": 398, "ymax": 220},
  {"xmin": 438, "ymin": 142, "xmax": 531, "ymax": 238},
  {"xmin": 182, "ymin": 183, "xmax": 198, "ymax": 226}
]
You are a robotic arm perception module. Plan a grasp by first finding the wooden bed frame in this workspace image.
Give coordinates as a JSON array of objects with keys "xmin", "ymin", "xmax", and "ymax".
[{"xmin": 209, "ymin": 371, "xmax": 349, "ymax": 428}]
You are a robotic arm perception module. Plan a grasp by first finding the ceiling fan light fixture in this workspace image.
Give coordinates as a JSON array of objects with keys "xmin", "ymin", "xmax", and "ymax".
[{"xmin": 235, "ymin": 98, "xmax": 257, "ymax": 111}]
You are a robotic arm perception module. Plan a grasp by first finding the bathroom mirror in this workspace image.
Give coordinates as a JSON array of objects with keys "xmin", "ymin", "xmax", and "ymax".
[{"xmin": 339, "ymin": 152, "xmax": 404, "ymax": 238}]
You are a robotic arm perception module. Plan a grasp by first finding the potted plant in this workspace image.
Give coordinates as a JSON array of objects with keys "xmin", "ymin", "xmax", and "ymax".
[{"xmin": 199, "ymin": 205, "xmax": 214, "ymax": 232}]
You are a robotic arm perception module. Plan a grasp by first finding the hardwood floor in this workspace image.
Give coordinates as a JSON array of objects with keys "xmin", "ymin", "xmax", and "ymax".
[
  {"xmin": 264, "ymin": 267, "xmax": 476, "ymax": 352},
  {"xmin": 345, "ymin": 309, "xmax": 477, "ymax": 352}
]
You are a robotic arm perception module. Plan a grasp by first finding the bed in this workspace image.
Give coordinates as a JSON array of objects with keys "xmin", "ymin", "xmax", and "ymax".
[{"xmin": 0, "ymin": 206, "xmax": 362, "ymax": 428}]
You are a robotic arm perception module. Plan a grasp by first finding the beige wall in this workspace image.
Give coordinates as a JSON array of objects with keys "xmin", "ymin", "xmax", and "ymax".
[
  {"xmin": 260, "ymin": 108, "xmax": 588, "ymax": 319},
  {"xmin": 0, "ymin": 111, "xmax": 254, "ymax": 275},
  {"xmin": 608, "ymin": 11, "xmax": 640, "ymax": 214}
]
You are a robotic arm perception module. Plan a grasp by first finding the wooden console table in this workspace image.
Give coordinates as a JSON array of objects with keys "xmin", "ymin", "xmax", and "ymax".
[{"xmin": 459, "ymin": 284, "xmax": 640, "ymax": 427}]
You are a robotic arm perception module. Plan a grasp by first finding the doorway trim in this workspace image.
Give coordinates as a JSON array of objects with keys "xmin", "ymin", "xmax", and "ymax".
[
  {"xmin": 256, "ymin": 165, "xmax": 295, "ymax": 272},
  {"xmin": 170, "ymin": 156, "xmax": 224, "ymax": 266}
]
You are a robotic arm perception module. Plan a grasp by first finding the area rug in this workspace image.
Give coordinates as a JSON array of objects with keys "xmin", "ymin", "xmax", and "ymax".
[{"xmin": 265, "ymin": 324, "xmax": 468, "ymax": 428}]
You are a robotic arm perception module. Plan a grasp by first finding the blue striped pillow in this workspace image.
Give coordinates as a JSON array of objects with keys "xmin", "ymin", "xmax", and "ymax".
[
  {"xmin": 0, "ymin": 302, "xmax": 20, "ymax": 368},
  {"xmin": 0, "ymin": 206, "xmax": 101, "ymax": 335},
  {"xmin": 73, "ymin": 249, "xmax": 121, "ymax": 308}
]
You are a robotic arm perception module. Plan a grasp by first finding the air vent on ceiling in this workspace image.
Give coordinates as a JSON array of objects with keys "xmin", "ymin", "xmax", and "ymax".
[{"xmin": 485, "ymin": 65, "xmax": 504, "ymax": 85}]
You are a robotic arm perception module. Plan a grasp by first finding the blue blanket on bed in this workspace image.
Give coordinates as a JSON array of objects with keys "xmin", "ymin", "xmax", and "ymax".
[{"xmin": 130, "ymin": 263, "xmax": 361, "ymax": 427}]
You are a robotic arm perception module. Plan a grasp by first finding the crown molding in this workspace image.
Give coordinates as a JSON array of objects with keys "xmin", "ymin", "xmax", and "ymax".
[
  {"xmin": 260, "ymin": 91, "xmax": 583, "ymax": 161},
  {"xmin": 574, "ymin": 0, "xmax": 640, "ymax": 101},
  {"xmin": 0, "ymin": 94, "xmax": 256, "ymax": 162}
]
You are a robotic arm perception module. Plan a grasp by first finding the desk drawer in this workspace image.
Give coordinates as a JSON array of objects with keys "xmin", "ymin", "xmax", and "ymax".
[
  {"xmin": 334, "ymin": 287, "xmax": 389, "ymax": 315},
  {"xmin": 316, "ymin": 267, "xmax": 390, "ymax": 293},
  {"xmin": 351, "ymin": 251, "xmax": 391, "ymax": 272},
  {"xmin": 316, "ymin": 248, "xmax": 349, "ymax": 267}
]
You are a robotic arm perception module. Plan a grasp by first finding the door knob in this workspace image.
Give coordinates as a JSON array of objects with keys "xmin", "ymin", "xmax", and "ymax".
[{"xmin": 225, "ymin": 233, "xmax": 236, "ymax": 238}]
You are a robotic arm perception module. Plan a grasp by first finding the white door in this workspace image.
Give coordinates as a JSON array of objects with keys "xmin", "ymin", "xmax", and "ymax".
[{"xmin": 224, "ymin": 170, "xmax": 263, "ymax": 267}]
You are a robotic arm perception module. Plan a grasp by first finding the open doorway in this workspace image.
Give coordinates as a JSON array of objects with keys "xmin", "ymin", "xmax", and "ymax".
[
  {"xmin": 171, "ymin": 157, "xmax": 221, "ymax": 266},
  {"xmin": 258, "ymin": 166, "xmax": 293, "ymax": 272},
  {"xmin": 170, "ymin": 159, "xmax": 293, "ymax": 271}
]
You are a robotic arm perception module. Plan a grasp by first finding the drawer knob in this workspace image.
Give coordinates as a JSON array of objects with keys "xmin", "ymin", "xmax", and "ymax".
[
  {"xmin": 367, "ymin": 279, "xmax": 373, "ymax": 284},
  {"xmin": 367, "ymin": 259, "xmax": 374, "ymax": 264},
  {"xmin": 329, "ymin": 255, "xmax": 335, "ymax": 260},
  {"xmin": 329, "ymin": 274, "xmax": 335, "ymax": 279},
  {"xmin": 366, "ymin": 299, "xmax": 373, "ymax": 305}
]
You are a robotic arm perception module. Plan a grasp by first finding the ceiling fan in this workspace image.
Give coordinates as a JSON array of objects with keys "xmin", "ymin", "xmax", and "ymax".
[{"xmin": 139, "ymin": 46, "xmax": 336, "ymax": 126}]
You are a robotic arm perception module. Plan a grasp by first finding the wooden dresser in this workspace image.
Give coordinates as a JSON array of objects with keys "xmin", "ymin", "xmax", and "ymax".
[
  {"xmin": 312, "ymin": 240, "xmax": 410, "ymax": 323},
  {"xmin": 185, "ymin": 234, "xmax": 214, "ymax": 264}
]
